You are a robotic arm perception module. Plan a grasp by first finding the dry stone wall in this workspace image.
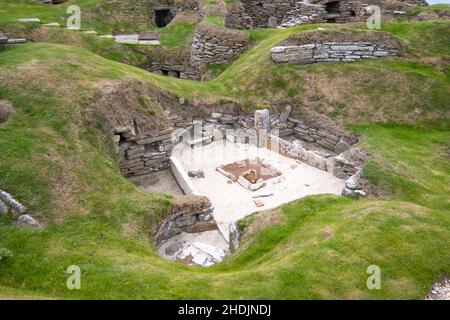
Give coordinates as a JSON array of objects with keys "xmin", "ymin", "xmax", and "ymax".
[
  {"xmin": 190, "ymin": 23, "xmax": 250, "ymax": 68},
  {"xmin": 272, "ymin": 42, "xmax": 399, "ymax": 64},
  {"xmin": 149, "ymin": 61, "xmax": 200, "ymax": 80},
  {"xmin": 155, "ymin": 197, "xmax": 218, "ymax": 244},
  {"xmin": 225, "ymin": 0, "xmax": 366, "ymax": 29},
  {"xmin": 114, "ymin": 125, "xmax": 175, "ymax": 178}
]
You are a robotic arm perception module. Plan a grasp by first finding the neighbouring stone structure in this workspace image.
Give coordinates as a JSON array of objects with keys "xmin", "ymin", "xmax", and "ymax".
[
  {"xmin": 155, "ymin": 196, "xmax": 218, "ymax": 244},
  {"xmin": 190, "ymin": 23, "xmax": 250, "ymax": 68},
  {"xmin": 149, "ymin": 23, "xmax": 250, "ymax": 80},
  {"xmin": 149, "ymin": 61, "xmax": 201, "ymax": 80},
  {"xmin": 152, "ymin": 0, "xmax": 203, "ymax": 28},
  {"xmin": 272, "ymin": 42, "xmax": 399, "ymax": 64},
  {"xmin": 225, "ymin": 0, "xmax": 367, "ymax": 29}
]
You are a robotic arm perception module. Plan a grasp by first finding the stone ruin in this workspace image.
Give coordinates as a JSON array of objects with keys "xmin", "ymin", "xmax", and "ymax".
[
  {"xmin": 149, "ymin": 23, "xmax": 250, "ymax": 80},
  {"xmin": 272, "ymin": 42, "xmax": 400, "ymax": 64},
  {"xmin": 113, "ymin": 105, "xmax": 368, "ymax": 266},
  {"xmin": 225, "ymin": 0, "xmax": 368, "ymax": 29}
]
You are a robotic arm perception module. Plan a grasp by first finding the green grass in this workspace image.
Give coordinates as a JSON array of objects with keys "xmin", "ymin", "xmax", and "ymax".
[
  {"xmin": 204, "ymin": 16, "xmax": 225, "ymax": 27},
  {"xmin": 0, "ymin": 16, "xmax": 449, "ymax": 299},
  {"xmin": 0, "ymin": 0, "xmax": 153, "ymax": 34},
  {"xmin": 356, "ymin": 125, "xmax": 450, "ymax": 213}
]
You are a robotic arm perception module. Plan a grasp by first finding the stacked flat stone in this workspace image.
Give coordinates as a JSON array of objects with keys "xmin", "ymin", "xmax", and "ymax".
[
  {"xmin": 149, "ymin": 62, "xmax": 200, "ymax": 80},
  {"xmin": 333, "ymin": 147, "xmax": 366, "ymax": 179},
  {"xmin": 0, "ymin": 189, "xmax": 41, "ymax": 228},
  {"xmin": 272, "ymin": 42, "xmax": 399, "ymax": 64},
  {"xmin": 225, "ymin": 0, "xmax": 366, "ymax": 29},
  {"xmin": 190, "ymin": 24, "xmax": 250, "ymax": 68},
  {"xmin": 115, "ymin": 126, "xmax": 175, "ymax": 178},
  {"xmin": 155, "ymin": 204, "xmax": 217, "ymax": 244}
]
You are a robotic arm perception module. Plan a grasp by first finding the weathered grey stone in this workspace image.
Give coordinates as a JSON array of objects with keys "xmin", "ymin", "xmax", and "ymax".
[
  {"xmin": 229, "ymin": 221, "xmax": 240, "ymax": 252},
  {"xmin": 0, "ymin": 190, "xmax": 27, "ymax": 214},
  {"xmin": 335, "ymin": 137, "xmax": 351, "ymax": 154},
  {"xmin": 272, "ymin": 42, "xmax": 398, "ymax": 65},
  {"xmin": 175, "ymin": 214, "xmax": 196, "ymax": 228},
  {"xmin": 0, "ymin": 199, "xmax": 8, "ymax": 214},
  {"xmin": 17, "ymin": 214, "xmax": 41, "ymax": 228},
  {"xmin": 345, "ymin": 170, "xmax": 361, "ymax": 190},
  {"xmin": 125, "ymin": 147, "xmax": 145, "ymax": 157},
  {"xmin": 188, "ymin": 169, "xmax": 205, "ymax": 179},
  {"xmin": 136, "ymin": 134, "xmax": 173, "ymax": 145},
  {"xmin": 279, "ymin": 105, "xmax": 292, "ymax": 123}
]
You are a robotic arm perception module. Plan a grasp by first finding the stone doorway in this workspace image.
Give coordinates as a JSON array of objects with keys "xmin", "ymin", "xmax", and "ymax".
[
  {"xmin": 325, "ymin": 1, "xmax": 341, "ymax": 23},
  {"xmin": 154, "ymin": 8, "xmax": 173, "ymax": 28}
]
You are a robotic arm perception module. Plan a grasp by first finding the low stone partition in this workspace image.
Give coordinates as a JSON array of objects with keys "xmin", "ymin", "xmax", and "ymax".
[
  {"xmin": 225, "ymin": 2, "xmax": 255, "ymax": 29},
  {"xmin": 155, "ymin": 196, "xmax": 218, "ymax": 244},
  {"xmin": 269, "ymin": 134, "xmax": 328, "ymax": 171},
  {"xmin": 190, "ymin": 23, "xmax": 250, "ymax": 68},
  {"xmin": 170, "ymin": 156, "xmax": 201, "ymax": 196},
  {"xmin": 272, "ymin": 42, "xmax": 399, "ymax": 64}
]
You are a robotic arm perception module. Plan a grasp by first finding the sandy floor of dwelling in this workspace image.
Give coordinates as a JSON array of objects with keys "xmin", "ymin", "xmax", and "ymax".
[
  {"xmin": 139, "ymin": 171, "xmax": 184, "ymax": 195},
  {"xmin": 173, "ymin": 140, "xmax": 345, "ymax": 241}
]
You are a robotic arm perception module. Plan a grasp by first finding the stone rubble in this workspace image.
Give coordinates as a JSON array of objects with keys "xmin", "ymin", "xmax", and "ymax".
[
  {"xmin": 0, "ymin": 189, "xmax": 42, "ymax": 228},
  {"xmin": 426, "ymin": 278, "xmax": 450, "ymax": 300},
  {"xmin": 17, "ymin": 214, "xmax": 42, "ymax": 229}
]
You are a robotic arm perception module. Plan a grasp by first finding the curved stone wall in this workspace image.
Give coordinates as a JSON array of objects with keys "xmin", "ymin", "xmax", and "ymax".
[
  {"xmin": 225, "ymin": 0, "xmax": 366, "ymax": 29},
  {"xmin": 190, "ymin": 23, "xmax": 250, "ymax": 68}
]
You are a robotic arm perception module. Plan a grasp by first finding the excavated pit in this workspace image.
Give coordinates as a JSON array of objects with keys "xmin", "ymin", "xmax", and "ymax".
[{"xmin": 115, "ymin": 107, "xmax": 366, "ymax": 267}]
